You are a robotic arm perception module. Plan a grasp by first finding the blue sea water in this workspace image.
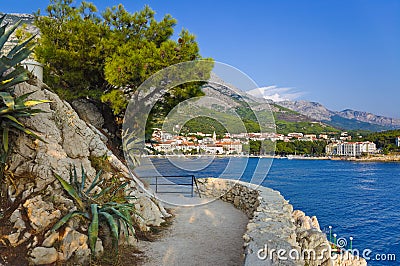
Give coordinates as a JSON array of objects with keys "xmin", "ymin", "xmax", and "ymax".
[{"xmin": 135, "ymin": 157, "xmax": 400, "ymax": 265}]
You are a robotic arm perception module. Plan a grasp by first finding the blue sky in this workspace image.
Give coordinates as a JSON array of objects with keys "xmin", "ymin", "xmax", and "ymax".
[{"xmin": 2, "ymin": 0, "xmax": 400, "ymax": 118}]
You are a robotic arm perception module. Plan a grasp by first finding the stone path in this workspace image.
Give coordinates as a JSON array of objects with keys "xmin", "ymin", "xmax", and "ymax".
[{"xmin": 138, "ymin": 199, "xmax": 248, "ymax": 266}]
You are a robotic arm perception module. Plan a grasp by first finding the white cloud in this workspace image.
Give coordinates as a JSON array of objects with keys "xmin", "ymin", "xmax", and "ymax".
[{"xmin": 247, "ymin": 86, "xmax": 304, "ymax": 102}]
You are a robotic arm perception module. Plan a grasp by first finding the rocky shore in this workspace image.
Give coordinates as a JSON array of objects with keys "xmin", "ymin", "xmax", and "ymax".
[
  {"xmin": 197, "ymin": 178, "xmax": 367, "ymax": 266},
  {"xmin": 331, "ymin": 155, "xmax": 400, "ymax": 162}
]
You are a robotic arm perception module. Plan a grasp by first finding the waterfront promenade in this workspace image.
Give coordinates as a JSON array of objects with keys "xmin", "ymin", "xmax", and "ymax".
[{"xmin": 138, "ymin": 199, "xmax": 248, "ymax": 265}]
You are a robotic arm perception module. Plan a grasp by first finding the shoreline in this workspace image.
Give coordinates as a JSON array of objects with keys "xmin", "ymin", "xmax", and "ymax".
[
  {"xmin": 197, "ymin": 178, "xmax": 367, "ymax": 266},
  {"xmin": 331, "ymin": 155, "xmax": 400, "ymax": 163},
  {"xmin": 142, "ymin": 154, "xmax": 400, "ymax": 162}
]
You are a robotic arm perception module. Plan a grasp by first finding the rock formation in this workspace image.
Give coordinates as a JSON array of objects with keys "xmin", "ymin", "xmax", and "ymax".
[{"xmin": 1, "ymin": 81, "xmax": 169, "ymax": 264}]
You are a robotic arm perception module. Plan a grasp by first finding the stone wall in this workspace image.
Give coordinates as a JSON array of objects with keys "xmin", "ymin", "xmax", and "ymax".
[{"xmin": 197, "ymin": 178, "xmax": 366, "ymax": 266}]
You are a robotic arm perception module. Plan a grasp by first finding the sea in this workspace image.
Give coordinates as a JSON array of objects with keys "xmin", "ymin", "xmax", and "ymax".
[{"xmin": 135, "ymin": 157, "xmax": 400, "ymax": 265}]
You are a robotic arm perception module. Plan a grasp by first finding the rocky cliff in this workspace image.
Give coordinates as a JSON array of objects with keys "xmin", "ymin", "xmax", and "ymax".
[
  {"xmin": 338, "ymin": 109, "xmax": 400, "ymax": 128},
  {"xmin": 1, "ymin": 81, "xmax": 169, "ymax": 264}
]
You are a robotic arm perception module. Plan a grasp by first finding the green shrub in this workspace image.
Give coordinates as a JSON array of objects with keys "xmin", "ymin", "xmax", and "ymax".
[{"xmin": 100, "ymin": 90, "xmax": 128, "ymax": 116}]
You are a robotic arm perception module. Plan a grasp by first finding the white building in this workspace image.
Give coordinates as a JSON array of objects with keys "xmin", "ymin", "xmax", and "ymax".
[
  {"xmin": 177, "ymin": 143, "xmax": 199, "ymax": 153},
  {"xmin": 201, "ymin": 145, "xmax": 224, "ymax": 154},
  {"xmin": 319, "ymin": 134, "xmax": 328, "ymax": 140},
  {"xmin": 288, "ymin": 133, "xmax": 303, "ymax": 138},
  {"xmin": 340, "ymin": 136, "xmax": 352, "ymax": 141},
  {"xmin": 396, "ymin": 137, "xmax": 400, "ymax": 147},
  {"xmin": 201, "ymin": 137, "xmax": 215, "ymax": 145},
  {"xmin": 269, "ymin": 134, "xmax": 285, "ymax": 141},
  {"xmin": 220, "ymin": 141, "xmax": 243, "ymax": 154},
  {"xmin": 304, "ymin": 134, "xmax": 317, "ymax": 140},
  {"xmin": 335, "ymin": 141, "xmax": 377, "ymax": 156},
  {"xmin": 153, "ymin": 141, "xmax": 176, "ymax": 153},
  {"xmin": 161, "ymin": 132, "xmax": 173, "ymax": 141},
  {"xmin": 325, "ymin": 143, "xmax": 338, "ymax": 155},
  {"xmin": 231, "ymin": 133, "xmax": 248, "ymax": 139}
]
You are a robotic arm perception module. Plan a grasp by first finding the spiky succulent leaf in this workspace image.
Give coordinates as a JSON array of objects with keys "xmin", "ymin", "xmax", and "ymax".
[
  {"xmin": 92, "ymin": 186, "xmax": 112, "ymax": 199},
  {"xmin": 80, "ymin": 164, "xmax": 86, "ymax": 192},
  {"xmin": 51, "ymin": 211, "xmax": 88, "ymax": 231},
  {"xmin": 3, "ymin": 114, "xmax": 24, "ymax": 127},
  {"xmin": 7, "ymin": 120, "xmax": 45, "ymax": 142},
  {"xmin": 0, "ymin": 92, "xmax": 15, "ymax": 109},
  {"xmin": 0, "ymin": 46, "xmax": 33, "ymax": 69},
  {"xmin": 0, "ymin": 65, "xmax": 26, "ymax": 83},
  {"xmin": 23, "ymin": 99, "xmax": 51, "ymax": 107},
  {"xmin": 85, "ymin": 169, "xmax": 102, "ymax": 194},
  {"xmin": 72, "ymin": 165, "xmax": 79, "ymax": 192},
  {"xmin": 120, "ymin": 207, "xmax": 135, "ymax": 237},
  {"xmin": 107, "ymin": 207, "xmax": 132, "ymax": 227},
  {"xmin": 88, "ymin": 204, "xmax": 99, "ymax": 254},
  {"xmin": 53, "ymin": 172, "xmax": 85, "ymax": 210},
  {"xmin": 7, "ymin": 34, "xmax": 36, "ymax": 58},
  {"xmin": 0, "ymin": 72, "xmax": 29, "ymax": 92},
  {"xmin": 0, "ymin": 19, "xmax": 22, "ymax": 49},
  {"xmin": 111, "ymin": 181, "xmax": 129, "ymax": 197},
  {"xmin": 99, "ymin": 211, "xmax": 119, "ymax": 249},
  {"xmin": 13, "ymin": 91, "xmax": 36, "ymax": 104},
  {"xmin": 0, "ymin": 14, "xmax": 8, "ymax": 37}
]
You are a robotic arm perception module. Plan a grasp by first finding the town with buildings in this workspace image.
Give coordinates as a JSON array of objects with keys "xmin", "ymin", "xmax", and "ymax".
[{"xmin": 146, "ymin": 128, "xmax": 380, "ymax": 157}]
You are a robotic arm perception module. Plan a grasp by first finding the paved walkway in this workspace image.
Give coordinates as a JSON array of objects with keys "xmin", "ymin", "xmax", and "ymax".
[{"xmin": 138, "ymin": 199, "xmax": 248, "ymax": 266}]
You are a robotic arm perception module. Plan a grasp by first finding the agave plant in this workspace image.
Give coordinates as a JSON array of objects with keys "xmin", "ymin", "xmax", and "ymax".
[
  {"xmin": 0, "ymin": 14, "xmax": 35, "ymax": 91},
  {"xmin": 1, "ymin": 91, "xmax": 48, "ymax": 150},
  {"xmin": 0, "ymin": 15, "xmax": 49, "ymax": 180},
  {"xmin": 52, "ymin": 165, "xmax": 137, "ymax": 254}
]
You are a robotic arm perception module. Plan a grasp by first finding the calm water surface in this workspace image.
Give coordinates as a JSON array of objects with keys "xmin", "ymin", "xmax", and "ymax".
[{"xmin": 135, "ymin": 157, "xmax": 400, "ymax": 265}]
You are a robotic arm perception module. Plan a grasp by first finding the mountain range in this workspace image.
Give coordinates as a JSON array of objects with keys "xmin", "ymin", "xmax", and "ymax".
[
  {"xmin": 192, "ymin": 74, "xmax": 339, "ymax": 135},
  {"xmin": 245, "ymin": 86, "xmax": 399, "ymax": 132},
  {"xmin": 208, "ymin": 75, "xmax": 399, "ymax": 132},
  {"xmin": 276, "ymin": 100, "xmax": 400, "ymax": 131}
]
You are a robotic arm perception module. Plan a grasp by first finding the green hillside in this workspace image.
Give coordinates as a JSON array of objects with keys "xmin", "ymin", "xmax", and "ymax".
[
  {"xmin": 275, "ymin": 120, "xmax": 339, "ymax": 135},
  {"xmin": 180, "ymin": 105, "xmax": 340, "ymax": 135}
]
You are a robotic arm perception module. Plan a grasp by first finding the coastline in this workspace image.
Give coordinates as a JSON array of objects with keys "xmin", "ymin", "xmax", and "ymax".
[
  {"xmin": 196, "ymin": 178, "xmax": 367, "ymax": 266},
  {"xmin": 330, "ymin": 155, "xmax": 400, "ymax": 162},
  {"xmin": 142, "ymin": 154, "xmax": 400, "ymax": 162}
]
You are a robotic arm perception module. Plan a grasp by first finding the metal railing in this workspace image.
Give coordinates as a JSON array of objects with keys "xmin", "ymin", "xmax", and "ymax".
[{"xmin": 140, "ymin": 175, "xmax": 201, "ymax": 198}]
